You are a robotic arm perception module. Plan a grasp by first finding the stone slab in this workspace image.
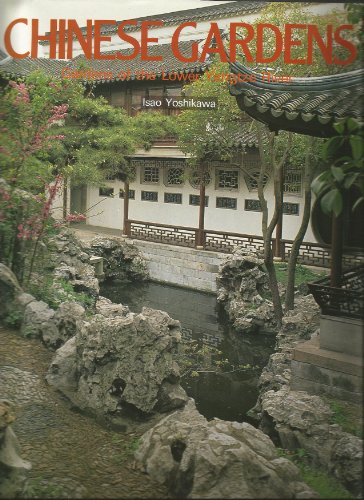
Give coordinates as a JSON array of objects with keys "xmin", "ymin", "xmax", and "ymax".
[
  {"xmin": 292, "ymin": 336, "xmax": 363, "ymax": 377},
  {"xmin": 320, "ymin": 314, "xmax": 363, "ymax": 357}
]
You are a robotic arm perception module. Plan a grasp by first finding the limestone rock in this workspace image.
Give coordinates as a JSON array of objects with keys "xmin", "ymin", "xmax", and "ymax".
[
  {"xmin": 330, "ymin": 433, "xmax": 363, "ymax": 496},
  {"xmin": 47, "ymin": 307, "xmax": 188, "ymax": 417},
  {"xmin": 48, "ymin": 230, "xmax": 99, "ymax": 299},
  {"xmin": 216, "ymin": 249, "xmax": 275, "ymax": 334},
  {"xmin": 87, "ymin": 236, "xmax": 148, "ymax": 281},
  {"xmin": 46, "ymin": 336, "xmax": 79, "ymax": 393},
  {"xmin": 20, "ymin": 300, "xmax": 55, "ymax": 339},
  {"xmin": 0, "ymin": 402, "xmax": 31, "ymax": 499},
  {"xmin": 0, "ymin": 264, "xmax": 22, "ymax": 319},
  {"xmin": 95, "ymin": 296, "xmax": 129, "ymax": 317},
  {"xmin": 258, "ymin": 388, "xmax": 363, "ymax": 495},
  {"xmin": 42, "ymin": 301, "xmax": 85, "ymax": 349},
  {"xmin": 135, "ymin": 399, "xmax": 318, "ymax": 499}
]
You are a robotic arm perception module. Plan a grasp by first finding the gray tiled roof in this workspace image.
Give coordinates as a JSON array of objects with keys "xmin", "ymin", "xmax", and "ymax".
[
  {"xmin": 0, "ymin": 41, "xmax": 211, "ymax": 82},
  {"xmin": 40, "ymin": 1, "xmax": 266, "ymax": 42},
  {"xmin": 0, "ymin": 49, "xmax": 9, "ymax": 61},
  {"xmin": 0, "ymin": 57, "xmax": 67, "ymax": 79},
  {"xmin": 68, "ymin": 41, "xmax": 211, "ymax": 82},
  {"xmin": 229, "ymin": 60, "xmax": 364, "ymax": 137}
]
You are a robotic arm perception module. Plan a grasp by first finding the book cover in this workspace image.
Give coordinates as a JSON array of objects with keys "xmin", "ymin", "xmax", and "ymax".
[{"xmin": 0, "ymin": 1, "xmax": 363, "ymax": 499}]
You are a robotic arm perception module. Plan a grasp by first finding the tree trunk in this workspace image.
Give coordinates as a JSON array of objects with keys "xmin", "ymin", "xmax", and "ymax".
[
  {"xmin": 256, "ymin": 124, "xmax": 284, "ymax": 326},
  {"xmin": 274, "ymin": 167, "xmax": 284, "ymax": 258},
  {"xmin": 63, "ymin": 176, "xmax": 68, "ymax": 221},
  {"xmin": 285, "ymin": 138, "xmax": 316, "ymax": 310}
]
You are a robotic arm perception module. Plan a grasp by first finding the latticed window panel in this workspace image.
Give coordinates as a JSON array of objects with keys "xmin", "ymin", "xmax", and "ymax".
[
  {"xmin": 216, "ymin": 169, "xmax": 239, "ymax": 190},
  {"xmin": 142, "ymin": 166, "xmax": 160, "ymax": 184},
  {"xmin": 216, "ymin": 197, "xmax": 237, "ymax": 209},
  {"xmin": 141, "ymin": 191, "xmax": 158, "ymax": 202},
  {"xmin": 165, "ymin": 167, "xmax": 184, "ymax": 186},
  {"xmin": 99, "ymin": 187, "xmax": 114, "ymax": 197},
  {"xmin": 189, "ymin": 195, "xmax": 209, "ymax": 207},
  {"xmin": 164, "ymin": 193, "xmax": 182, "ymax": 204},
  {"xmin": 189, "ymin": 168, "xmax": 212, "ymax": 189},
  {"xmin": 242, "ymin": 148, "xmax": 269, "ymax": 191},
  {"xmin": 119, "ymin": 189, "xmax": 135, "ymax": 199},
  {"xmin": 284, "ymin": 166, "xmax": 303, "ymax": 196}
]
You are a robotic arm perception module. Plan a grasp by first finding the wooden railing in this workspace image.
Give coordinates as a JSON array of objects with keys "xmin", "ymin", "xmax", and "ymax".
[{"xmin": 125, "ymin": 219, "xmax": 364, "ymax": 269}]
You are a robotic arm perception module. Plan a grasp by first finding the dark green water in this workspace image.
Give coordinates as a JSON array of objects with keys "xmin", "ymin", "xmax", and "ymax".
[{"xmin": 100, "ymin": 281, "xmax": 275, "ymax": 423}]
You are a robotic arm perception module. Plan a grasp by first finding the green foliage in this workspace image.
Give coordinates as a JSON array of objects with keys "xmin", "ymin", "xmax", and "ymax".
[
  {"xmin": 27, "ymin": 276, "xmax": 94, "ymax": 311},
  {"xmin": 325, "ymin": 398, "xmax": 363, "ymax": 438},
  {"xmin": 176, "ymin": 60, "xmax": 247, "ymax": 165},
  {"xmin": 177, "ymin": 340, "xmax": 259, "ymax": 378},
  {"xmin": 312, "ymin": 119, "xmax": 364, "ymax": 216},
  {"xmin": 111, "ymin": 434, "xmax": 141, "ymax": 465},
  {"xmin": 277, "ymin": 448, "xmax": 354, "ymax": 498},
  {"xmin": 3, "ymin": 310, "xmax": 22, "ymax": 328},
  {"xmin": 240, "ymin": 2, "xmax": 362, "ymax": 75},
  {"xmin": 23, "ymin": 476, "xmax": 68, "ymax": 498},
  {"xmin": 274, "ymin": 263, "xmax": 327, "ymax": 286}
]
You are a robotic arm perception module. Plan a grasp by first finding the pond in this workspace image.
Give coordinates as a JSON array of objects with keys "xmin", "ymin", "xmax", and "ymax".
[{"xmin": 100, "ymin": 281, "xmax": 275, "ymax": 423}]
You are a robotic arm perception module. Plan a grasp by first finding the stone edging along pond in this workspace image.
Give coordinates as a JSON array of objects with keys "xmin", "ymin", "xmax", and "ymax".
[{"xmin": 0, "ymin": 230, "xmax": 362, "ymax": 498}]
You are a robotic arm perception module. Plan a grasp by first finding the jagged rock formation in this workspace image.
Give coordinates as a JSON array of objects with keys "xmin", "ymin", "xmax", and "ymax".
[
  {"xmin": 216, "ymin": 249, "xmax": 276, "ymax": 334},
  {"xmin": 48, "ymin": 230, "xmax": 99, "ymax": 299},
  {"xmin": 47, "ymin": 308, "xmax": 188, "ymax": 418},
  {"xmin": 135, "ymin": 399, "xmax": 318, "ymax": 499},
  {"xmin": 0, "ymin": 263, "xmax": 22, "ymax": 320},
  {"xmin": 248, "ymin": 294, "xmax": 362, "ymax": 496},
  {"xmin": 86, "ymin": 236, "xmax": 149, "ymax": 282},
  {"xmin": 0, "ymin": 402, "xmax": 31, "ymax": 498}
]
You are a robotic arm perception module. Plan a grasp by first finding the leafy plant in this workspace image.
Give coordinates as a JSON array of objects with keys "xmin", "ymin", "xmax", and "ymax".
[
  {"xmin": 111, "ymin": 435, "xmax": 141, "ymax": 465},
  {"xmin": 312, "ymin": 119, "xmax": 364, "ymax": 217},
  {"xmin": 326, "ymin": 398, "xmax": 363, "ymax": 438},
  {"xmin": 27, "ymin": 276, "xmax": 94, "ymax": 311},
  {"xmin": 23, "ymin": 476, "xmax": 67, "ymax": 498},
  {"xmin": 3, "ymin": 310, "xmax": 22, "ymax": 328}
]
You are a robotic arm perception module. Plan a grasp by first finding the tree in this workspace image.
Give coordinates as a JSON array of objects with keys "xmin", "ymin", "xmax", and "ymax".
[
  {"xmin": 175, "ymin": 1, "xmax": 360, "ymax": 320},
  {"xmin": 0, "ymin": 71, "xmax": 175, "ymax": 282},
  {"xmin": 312, "ymin": 118, "xmax": 364, "ymax": 286}
]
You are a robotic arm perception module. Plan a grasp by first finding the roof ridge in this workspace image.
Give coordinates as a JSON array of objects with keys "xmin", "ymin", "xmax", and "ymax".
[{"xmin": 39, "ymin": 1, "xmax": 266, "ymax": 43}]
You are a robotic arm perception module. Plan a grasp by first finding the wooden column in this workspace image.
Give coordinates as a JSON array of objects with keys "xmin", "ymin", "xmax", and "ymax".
[
  {"xmin": 196, "ymin": 167, "xmax": 206, "ymax": 248},
  {"xmin": 123, "ymin": 181, "xmax": 131, "ymax": 237}
]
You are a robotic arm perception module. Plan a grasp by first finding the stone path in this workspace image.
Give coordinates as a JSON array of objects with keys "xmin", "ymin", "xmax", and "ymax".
[{"xmin": 0, "ymin": 327, "xmax": 168, "ymax": 499}]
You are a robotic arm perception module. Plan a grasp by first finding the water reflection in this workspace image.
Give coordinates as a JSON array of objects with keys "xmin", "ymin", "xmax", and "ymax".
[{"xmin": 100, "ymin": 280, "xmax": 274, "ymax": 422}]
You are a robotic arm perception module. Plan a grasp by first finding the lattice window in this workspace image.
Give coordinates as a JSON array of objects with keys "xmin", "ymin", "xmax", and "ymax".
[
  {"xmin": 283, "ymin": 202, "xmax": 299, "ymax": 215},
  {"xmin": 284, "ymin": 166, "xmax": 303, "ymax": 196},
  {"xmin": 245, "ymin": 199, "xmax": 262, "ymax": 211},
  {"xmin": 216, "ymin": 169, "xmax": 239, "ymax": 190},
  {"xmin": 189, "ymin": 195, "xmax": 209, "ymax": 207},
  {"xmin": 99, "ymin": 187, "xmax": 114, "ymax": 197},
  {"xmin": 142, "ymin": 166, "xmax": 160, "ymax": 184},
  {"xmin": 164, "ymin": 193, "xmax": 182, "ymax": 204},
  {"xmin": 164, "ymin": 167, "xmax": 184, "ymax": 186},
  {"xmin": 189, "ymin": 168, "xmax": 212, "ymax": 189},
  {"xmin": 119, "ymin": 189, "xmax": 135, "ymax": 199},
  {"xmin": 242, "ymin": 148, "xmax": 269, "ymax": 191},
  {"xmin": 141, "ymin": 191, "xmax": 158, "ymax": 201},
  {"xmin": 216, "ymin": 197, "xmax": 237, "ymax": 209}
]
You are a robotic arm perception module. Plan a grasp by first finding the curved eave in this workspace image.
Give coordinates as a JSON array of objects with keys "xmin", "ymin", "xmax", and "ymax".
[
  {"xmin": 230, "ymin": 60, "xmax": 364, "ymax": 92},
  {"xmin": 229, "ymin": 61, "xmax": 364, "ymax": 138}
]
